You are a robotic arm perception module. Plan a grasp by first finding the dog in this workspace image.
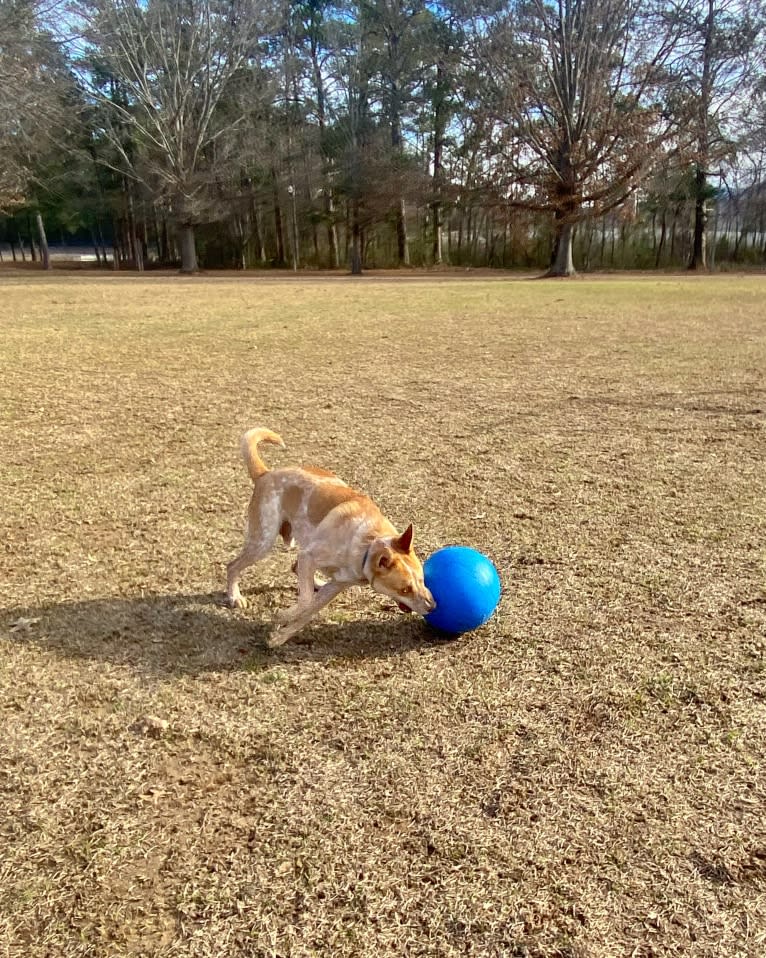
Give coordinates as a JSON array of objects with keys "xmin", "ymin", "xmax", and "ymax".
[{"xmin": 227, "ymin": 427, "xmax": 436, "ymax": 647}]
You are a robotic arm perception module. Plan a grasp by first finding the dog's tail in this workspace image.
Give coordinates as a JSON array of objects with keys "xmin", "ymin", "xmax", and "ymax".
[{"xmin": 241, "ymin": 427, "xmax": 285, "ymax": 481}]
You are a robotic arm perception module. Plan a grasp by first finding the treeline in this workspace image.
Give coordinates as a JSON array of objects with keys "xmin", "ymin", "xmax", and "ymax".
[{"xmin": 1, "ymin": 0, "xmax": 766, "ymax": 276}]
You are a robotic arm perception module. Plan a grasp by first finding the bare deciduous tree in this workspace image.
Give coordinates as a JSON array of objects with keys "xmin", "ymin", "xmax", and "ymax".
[
  {"xmin": 77, "ymin": 0, "xmax": 274, "ymax": 272},
  {"xmin": 294, "ymin": 0, "xmax": 341, "ymax": 267},
  {"xmin": 363, "ymin": 0, "xmax": 429, "ymax": 267},
  {"xmin": 481, "ymin": 0, "xmax": 681, "ymax": 276},
  {"xmin": 663, "ymin": 0, "xmax": 763, "ymax": 270}
]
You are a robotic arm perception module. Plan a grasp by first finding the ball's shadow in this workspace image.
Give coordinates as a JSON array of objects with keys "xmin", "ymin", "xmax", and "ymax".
[{"xmin": 2, "ymin": 588, "xmax": 451, "ymax": 678}]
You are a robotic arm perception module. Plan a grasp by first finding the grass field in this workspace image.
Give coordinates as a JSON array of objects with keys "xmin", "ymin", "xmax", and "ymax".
[{"xmin": 1, "ymin": 270, "xmax": 765, "ymax": 957}]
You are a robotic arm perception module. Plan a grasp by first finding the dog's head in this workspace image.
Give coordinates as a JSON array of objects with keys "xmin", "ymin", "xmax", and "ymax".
[{"xmin": 368, "ymin": 524, "xmax": 436, "ymax": 615}]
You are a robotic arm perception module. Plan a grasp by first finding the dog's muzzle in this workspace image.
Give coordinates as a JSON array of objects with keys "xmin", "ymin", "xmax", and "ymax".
[{"xmin": 398, "ymin": 593, "xmax": 436, "ymax": 615}]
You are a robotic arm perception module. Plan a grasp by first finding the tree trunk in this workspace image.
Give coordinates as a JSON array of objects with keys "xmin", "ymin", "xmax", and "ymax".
[
  {"xmin": 121, "ymin": 217, "xmax": 131, "ymax": 266},
  {"xmin": 126, "ymin": 185, "xmax": 143, "ymax": 271},
  {"xmin": 689, "ymin": 0, "xmax": 713, "ymax": 271},
  {"xmin": 350, "ymin": 201, "xmax": 362, "ymax": 275},
  {"xmin": 152, "ymin": 208, "xmax": 163, "ymax": 263},
  {"xmin": 710, "ymin": 199, "xmax": 719, "ymax": 269},
  {"xmin": 251, "ymin": 198, "xmax": 266, "ymax": 263},
  {"xmin": 235, "ymin": 216, "xmax": 246, "ymax": 270},
  {"xmin": 670, "ymin": 208, "xmax": 679, "ymax": 262},
  {"xmin": 312, "ymin": 220, "xmax": 320, "ymax": 267},
  {"xmin": 582, "ymin": 223, "xmax": 593, "ymax": 271},
  {"xmin": 431, "ymin": 60, "xmax": 447, "ymax": 266},
  {"xmin": 547, "ymin": 147, "xmax": 578, "ymax": 276},
  {"xmin": 388, "ymin": 49, "xmax": 410, "ymax": 268},
  {"xmin": 547, "ymin": 220, "xmax": 576, "ymax": 276},
  {"xmin": 272, "ymin": 170, "xmax": 285, "ymax": 266},
  {"xmin": 160, "ymin": 215, "xmax": 170, "ymax": 265},
  {"xmin": 431, "ymin": 115, "xmax": 444, "ymax": 265},
  {"xmin": 432, "ymin": 202, "xmax": 443, "ymax": 266},
  {"xmin": 396, "ymin": 197, "xmax": 410, "ymax": 266},
  {"xmin": 91, "ymin": 228, "xmax": 102, "ymax": 266},
  {"xmin": 466, "ymin": 206, "xmax": 479, "ymax": 266},
  {"xmin": 179, "ymin": 224, "xmax": 198, "ymax": 273},
  {"xmin": 94, "ymin": 219, "xmax": 107, "ymax": 265},
  {"xmin": 141, "ymin": 215, "xmax": 149, "ymax": 267},
  {"xmin": 689, "ymin": 165, "xmax": 708, "ymax": 270},
  {"xmin": 308, "ymin": 25, "xmax": 339, "ymax": 270},
  {"xmin": 656, "ymin": 210, "xmax": 667, "ymax": 268},
  {"xmin": 734, "ymin": 222, "xmax": 746, "ymax": 260},
  {"xmin": 289, "ymin": 189, "xmax": 299, "ymax": 271},
  {"xmin": 326, "ymin": 192, "xmax": 339, "ymax": 268},
  {"xmin": 112, "ymin": 217, "xmax": 120, "ymax": 270}
]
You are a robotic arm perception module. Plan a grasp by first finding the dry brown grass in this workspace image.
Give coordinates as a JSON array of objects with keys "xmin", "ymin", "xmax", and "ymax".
[{"xmin": 1, "ymin": 270, "xmax": 765, "ymax": 957}]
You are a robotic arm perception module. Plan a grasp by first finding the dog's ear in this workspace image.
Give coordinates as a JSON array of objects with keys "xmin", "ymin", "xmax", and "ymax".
[
  {"xmin": 376, "ymin": 547, "xmax": 394, "ymax": 570},
  {"xmin": 393, "ymin": 523, "xmax": 414, "ymax": 553}
]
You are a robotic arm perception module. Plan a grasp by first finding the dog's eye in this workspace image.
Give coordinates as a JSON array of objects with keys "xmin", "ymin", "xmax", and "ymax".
[{"xmin": 401, "ymin": 586, "xmax": 412, "ymax": 595}]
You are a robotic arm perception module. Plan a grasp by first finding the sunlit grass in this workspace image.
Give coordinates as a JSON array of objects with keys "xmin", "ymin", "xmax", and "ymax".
[{"xmin": 1, "ymin": 270, "xmax": 765, "ymax": 956}]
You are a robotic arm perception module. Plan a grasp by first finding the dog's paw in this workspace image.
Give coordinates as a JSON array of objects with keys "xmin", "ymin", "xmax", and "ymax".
[
  {"xmin": 266, "ymin": 626, "xmax": 290, "ymax": 649},
  {"xmin": 228, "ymin": 594, "xmax": 248, "ymax": 610}
]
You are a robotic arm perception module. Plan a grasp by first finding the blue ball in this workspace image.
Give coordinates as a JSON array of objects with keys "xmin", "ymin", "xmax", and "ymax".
[{"xmin": 423, "ymin": 546, "xmax": 501, "ymax": 635}]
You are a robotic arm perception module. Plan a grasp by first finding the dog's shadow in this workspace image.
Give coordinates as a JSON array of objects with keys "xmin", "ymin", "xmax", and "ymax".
[{"xmin": 2, "ymin": 587, "xmax": 450, "ymax": 678}]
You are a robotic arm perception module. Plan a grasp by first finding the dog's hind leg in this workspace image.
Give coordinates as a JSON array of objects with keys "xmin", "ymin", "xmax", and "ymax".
[
  {"xmin": 227, "ymin": 487, "xmax": 280, "ymax": 609},
  {"xmin": 226, "ymin": 540, "xmax": 272, "ymax": 608}
]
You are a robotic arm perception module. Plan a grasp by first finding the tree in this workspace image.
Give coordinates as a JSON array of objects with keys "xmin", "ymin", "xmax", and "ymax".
[
  {"xmin": 294, "ymin": 0, "xmax": 341, "ymax": 267},
  {"xmin": 361, "ymin": 0, "xmax": 429, "ymax": 266},
  {"xmin": 480, "ymin": 0, "xmax": 682, "ymax": 276},
  {"xmin": 320, "ymin": 7, "xmax": 375, "ymax": 273},
  {"xmin": 0, "ymin": 0, "xmax": 78, "ymax": 222},
  {"xmin": 76, "ymin": 0, "xmax": 274, "ymax": 272},
  {"xmin": 1, "ymin": 0, "xmax": 88, "ymax": 269},
  {"xmin": 421, "ymin": 8, "xmax": 462, "ymax": 265},
  {"xmin": 662, "ymin": 0, "xmax": 763, "ymax": 270}
]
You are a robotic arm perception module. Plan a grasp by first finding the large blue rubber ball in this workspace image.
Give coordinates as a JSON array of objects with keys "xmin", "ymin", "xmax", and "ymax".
[{"xmin": 423, "ymin": 546, "xmax": 502, "ymax": 635}]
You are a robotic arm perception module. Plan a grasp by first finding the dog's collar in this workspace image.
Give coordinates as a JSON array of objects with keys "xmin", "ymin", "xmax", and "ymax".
[{"xmin": 361, "ymin": 544, "xmax": 373, "ymax": 583}]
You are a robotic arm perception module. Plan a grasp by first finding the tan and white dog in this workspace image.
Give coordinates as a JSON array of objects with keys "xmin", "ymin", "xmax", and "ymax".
[{"xmin": 227, "ymin": 427, "xmax": 436, "ymax": 647}]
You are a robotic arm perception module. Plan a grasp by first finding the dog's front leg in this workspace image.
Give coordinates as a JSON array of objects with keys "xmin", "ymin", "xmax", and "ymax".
[
  {"xmin": 267, "ymin": 580, "xmax": 346, "ymax": 648},
  {"xmin": 277, "ymin": 552, "xmax": 318, "ymax": 624}
]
